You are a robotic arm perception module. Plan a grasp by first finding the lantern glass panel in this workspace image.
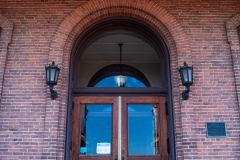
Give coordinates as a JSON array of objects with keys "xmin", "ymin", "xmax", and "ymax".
[
  {"xmin": 188, "ymin": 69, "xmax": 192, "ymax": 82},
  {"xmin": 55, "ymin": 69, "xmax": 59, "ymax": 82},
  {"xmin": 46, "ymin": 69, "xmax": 50, "ymax": 82},
  {"xmin": 182, "ymin": 69, "xmax": 188, "ymax": 83},
  {"xmin": 50, "ymin": 68, "xmax": 56, "ymax": 82}
]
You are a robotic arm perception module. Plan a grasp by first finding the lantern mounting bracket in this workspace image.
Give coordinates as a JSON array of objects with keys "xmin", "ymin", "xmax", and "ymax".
[
  {"xmin": 49, "ymin": 84, "xmax": 58, "ymax": 100},
  {"xmin": 182, "ymin": 84, "xmax": 190, "ymax": 100}
]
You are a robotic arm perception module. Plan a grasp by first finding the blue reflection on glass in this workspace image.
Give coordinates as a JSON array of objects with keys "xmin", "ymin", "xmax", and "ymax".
[
  {"xmin": 80, "ymin": 105, "xmax": 112, "ymax": 155},
  {"xmin": 128, "ymin": 104, "xmax": 158, "ymax": 155},
  {"xmin": 94, "ymin": 76, "xmax": 146, "ymax": 87}
]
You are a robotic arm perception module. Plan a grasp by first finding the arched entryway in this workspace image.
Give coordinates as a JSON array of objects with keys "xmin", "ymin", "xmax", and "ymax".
[
  {"xmin": 44, "ymin": 1, "xmax": 193, "ymax": 160},
  {"xmin": 66, "ymin": 18, "xmax": 175, "ymax": 160}
]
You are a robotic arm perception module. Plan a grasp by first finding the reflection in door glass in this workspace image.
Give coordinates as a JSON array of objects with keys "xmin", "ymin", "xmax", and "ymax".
[
  {"xmin": 80, "ymin": 105, "xmax": 112, "ymax": 155},
  {"xmin": 128, "ymin": 104, "xmax": 159, "ymax": 155}
]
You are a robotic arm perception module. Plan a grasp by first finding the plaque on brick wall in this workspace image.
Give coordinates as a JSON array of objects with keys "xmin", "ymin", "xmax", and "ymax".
[{"xmin": 206, "ymin": 122, "xmax": 226, "ymax": 137}]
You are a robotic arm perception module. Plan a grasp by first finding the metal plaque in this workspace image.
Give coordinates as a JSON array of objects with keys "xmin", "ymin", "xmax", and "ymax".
[{"xmin": 206, "ymin": 122, "xmax": 226, "ymax": 137}]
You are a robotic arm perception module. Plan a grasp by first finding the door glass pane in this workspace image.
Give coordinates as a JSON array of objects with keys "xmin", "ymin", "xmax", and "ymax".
[
  {"xmin": 128, "ymin": 104, "xmax": 159, "ymax": 155},
  {"xmin": 80, "ymin": 104, "xmax": 112, "ymax": 155}
]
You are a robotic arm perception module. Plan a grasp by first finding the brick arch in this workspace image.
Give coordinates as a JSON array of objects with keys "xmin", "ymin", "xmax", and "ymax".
[
  {"xmin": 44, "ymin": 0, "xmax": 192, "ymax": 159},
  {"xmin": 0, "ymin": 14, "xmax": 13, "ymax": 101},
  {"xmin": 48, "ymin": 0, "xmax": 192, "ymax": 63},
  {"xmin": 226, "ymin": 13, "xmax": 240, "ymax": 116}
]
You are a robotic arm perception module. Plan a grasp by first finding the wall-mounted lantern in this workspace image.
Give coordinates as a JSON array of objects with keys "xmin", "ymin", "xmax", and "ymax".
[
  {"xmin": 45, "ymin": 61, "xmax": 61, "ymax": 100},
  {"xmin": 178, "ymin": 62, "xmax": 193, "ymax": 100}
]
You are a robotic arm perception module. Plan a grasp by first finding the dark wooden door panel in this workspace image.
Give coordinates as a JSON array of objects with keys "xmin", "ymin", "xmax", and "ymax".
[
  {"xmin": 125, "ymin": 96, "xmax": 160, "ymax": 104},
  {"xmin": 76, "ymin": 156, "xmax": 113, "ymax": 160},
  {"xmin": 127, "ymin": 156, "xmax": 161, "ymax": 160},
  {"xmin": 159, "ymin": 97, "xmax": 168, "ymax": 160},
  {"xmin": 71, "ymin": 98, "xmax": 81, "ymax": 160},
  {"xmin": 71, "ymin": 96, "xmax": 168, "ymax": 160},
  {"xmin": 71, "ymin": 96, "xmax": 118, "ymax": 160},
  {"xmin": 122, "ymin": 96, "xmax": 168, "ymax": 160}
]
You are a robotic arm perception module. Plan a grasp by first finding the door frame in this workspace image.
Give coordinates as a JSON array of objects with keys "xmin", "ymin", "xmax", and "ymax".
[
  {"xmin": 71, "ymin": 96, "xmax": 168, "ymax": 160},
  {"xmin": 71, "ymin": 96, "xmax": 118, "ymax": 160},
  {"xmin": 65, "ymin": 17, "xmax": 176, "ymax": 160},
  {"xmin": 121, "ymin": 96, "xmax": 168, "ymax": 160}
]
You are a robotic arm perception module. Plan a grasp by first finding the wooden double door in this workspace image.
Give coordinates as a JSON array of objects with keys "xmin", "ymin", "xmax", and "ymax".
[{"xmin": 71, "ymin": 96, "xmax": 168, "ymax": 160}]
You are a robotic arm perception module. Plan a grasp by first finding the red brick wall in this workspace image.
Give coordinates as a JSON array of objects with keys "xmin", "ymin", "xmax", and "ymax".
[
  {"xmin": 0, "ymin": 0, "xmax": 240, "ymax": 159},
  {"xmin": 0, "ymin": 1, "xmax": 84, "ymax": 159}
]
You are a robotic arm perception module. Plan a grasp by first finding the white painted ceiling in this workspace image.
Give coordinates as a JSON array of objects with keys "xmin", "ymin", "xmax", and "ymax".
[{"xmin": 80, "ymin": 30, "xmax": 160, "ymax": 63}]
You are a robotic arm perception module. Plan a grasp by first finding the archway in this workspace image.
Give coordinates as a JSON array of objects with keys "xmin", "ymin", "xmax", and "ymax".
[{"xmin": 67, "ymin": 18, "xmax": 175, "ymax": 160}]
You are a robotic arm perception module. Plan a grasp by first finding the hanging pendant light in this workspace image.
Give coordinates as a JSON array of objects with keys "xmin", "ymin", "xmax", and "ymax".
[{"xmin": 114, "ymin": 42, "xmax": 127, "ymax": 87}]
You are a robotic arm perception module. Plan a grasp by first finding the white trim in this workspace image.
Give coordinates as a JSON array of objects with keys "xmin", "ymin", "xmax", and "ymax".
[{"xmin": 118, "ymin": 96, "xmax": 122, "ymax": 160}]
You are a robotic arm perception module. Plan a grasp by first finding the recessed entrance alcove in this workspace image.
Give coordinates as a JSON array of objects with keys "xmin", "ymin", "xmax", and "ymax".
[{"xmin": 67, "ymin": 18, "xmax": 175, "ymax": 160}]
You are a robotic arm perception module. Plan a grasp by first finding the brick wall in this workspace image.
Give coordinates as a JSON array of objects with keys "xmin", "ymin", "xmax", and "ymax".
[{"xmin": 0, "ymin": 0, "xmax": 240, "ymax": 159}]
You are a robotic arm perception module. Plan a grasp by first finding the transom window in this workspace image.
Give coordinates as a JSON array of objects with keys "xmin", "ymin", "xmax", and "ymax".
[{"xmin": 94, "ymin": 75, "xmax": 147, "ymax": 87}]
